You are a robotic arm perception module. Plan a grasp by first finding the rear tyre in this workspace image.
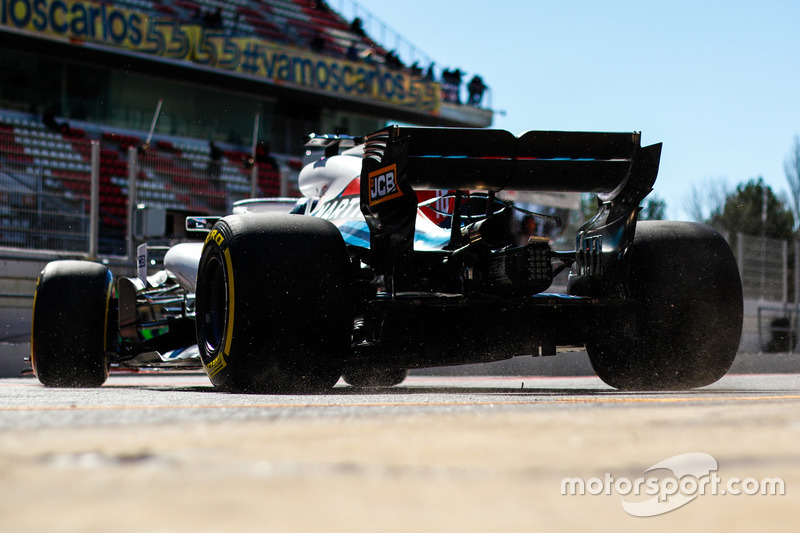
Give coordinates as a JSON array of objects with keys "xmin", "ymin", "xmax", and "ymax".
[
  {"xmin": 31, "ymin": 260, "xmax": 113, "ymax": 387},
  {"xmin": 195, "ymin": 214, "xmax": 353, "ymax": 393},
  {"xmin": 586, "ymin": 221, "xmax": 743, "ymax": 390},
  {"xmin": 342, "ymin": 368, "xmax": 408, "ymax": 388}
]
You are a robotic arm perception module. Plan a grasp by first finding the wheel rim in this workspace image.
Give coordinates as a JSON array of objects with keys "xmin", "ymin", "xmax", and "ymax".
[{"xmin": 200, "ymin": 254, "xmax": 227, "ymax": 355}]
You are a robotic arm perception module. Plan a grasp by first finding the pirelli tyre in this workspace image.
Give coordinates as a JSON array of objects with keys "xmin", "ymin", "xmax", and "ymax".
[
  {"xmin": 31, "ymin": 260, "xmax": 114, "ymax": 387},
  {"xmin": 195, "ymin": 214, "xmax": 353, "ymax": 393},
  {"xmin": 342, "ymin": 368, "xmax": 409, "ymax": 388},
  {"xmin": 586, "ymin": 221, "xmax": 743, "ymax": 390}
]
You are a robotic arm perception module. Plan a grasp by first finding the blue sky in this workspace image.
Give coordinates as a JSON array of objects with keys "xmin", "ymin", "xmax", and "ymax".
[{"xmin": 350, "ymin": 0, "xmax": 800, "ymax": 219}]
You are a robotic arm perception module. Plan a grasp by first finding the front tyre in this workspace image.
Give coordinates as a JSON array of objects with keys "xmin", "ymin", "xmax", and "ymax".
[
  {"xmin": 586, "ymin": 221, "xmax": 743, "ymax": 390},
  {"xmin": 195, "ymin": 214, "xmax": 353, "ymax": 393},
  {"xmin": 31, "ymin": 260, "xmax": 113, "ymax": 387}
]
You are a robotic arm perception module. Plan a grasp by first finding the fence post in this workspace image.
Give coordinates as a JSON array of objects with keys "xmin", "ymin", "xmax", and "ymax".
[
  {"xmin": 126, "ymin": 146, "xmax": 138, "ymax": 266},
  {"xmin": 761, "ymin": 234, "xmax": 767, "ymax": 301},
  {"xmin": 250, "ymin": 162, "xmax": 258, "ymax": 198},
  {"xmin": 794, "ymin": 239, "xmax": 800, "ymax": 355},
  {"xmin": 782, "ymin": 239, "xmax": 788, "ymax": 304},
  {"xmin": 796, "ymin": 240, "xmax": 799, "ymax": 307},
  {"xmin": 737, "ymin": 232, "xmax": 745, "ymax": 289},
  {"xmin": 89, "ymin": 140, "xmax": 100, "ymax": 259}
]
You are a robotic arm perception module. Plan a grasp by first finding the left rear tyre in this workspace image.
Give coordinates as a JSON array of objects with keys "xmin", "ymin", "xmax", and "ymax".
[
  {"xmin": 31, "ymin": 260, "xmax": 113, "ymax": 387},
  {"xmin": 195, "ymin": 214, "xmax": 353, "ymax": 393}
]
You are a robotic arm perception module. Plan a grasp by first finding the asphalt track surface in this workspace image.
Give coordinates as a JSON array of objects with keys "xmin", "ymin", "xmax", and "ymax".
[
  {"xmin": 1, "ymin": 371, "xmax": 800, "ymax": 533},
  {"xmin": 2, "ymin": 371, "xmax": 800, "ymax": 429}
]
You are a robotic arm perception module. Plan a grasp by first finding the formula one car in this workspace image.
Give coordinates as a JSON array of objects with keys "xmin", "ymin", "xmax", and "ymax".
[{"xmin": 31, "ymin": 126, "xmax": 743, "ymax": 391}]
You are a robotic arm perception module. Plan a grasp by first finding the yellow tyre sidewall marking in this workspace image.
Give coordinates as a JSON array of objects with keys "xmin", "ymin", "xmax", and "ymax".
[
  {"xmin": 207, "ymin": 245, "xmax": 234, "ymax": 379},
  {"xmin": 223, "ymin": 247, "xmax": 235, "ymax": 358}
]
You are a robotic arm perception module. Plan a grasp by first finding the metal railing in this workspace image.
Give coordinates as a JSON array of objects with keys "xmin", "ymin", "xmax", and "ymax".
[
  {"xmin": 735, "ymin": 232, "xmax": 788, "ymax": 302},
  {"xmin": 728, "ymin": 232, "xmax": 800, "ymax": 353},
  {"xmin": 1, "ymin": 126, "xmax": 292, "ymax": 261},
  {"xmin": 0, "ymin": 129, "xmax": 95, "ymax": 254},
  {"xmin": 335, "ymin": 0, "xmax": 435, "ymax": 70}
]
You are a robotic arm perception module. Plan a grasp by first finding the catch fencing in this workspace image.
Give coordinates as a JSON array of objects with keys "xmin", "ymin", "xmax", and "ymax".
[
  {"xmin": 0, "ymin": 124, "xmax": 289, "ymax": 259},
  {"xmin": 733, "ymin": 233, "xmax": 791, "ymax": 303},
  {"xmin": 730, "ymin": 232, "xmax": 800, "ymax": 353},
  {"xmin": 0, "ymin": 129, "xmax": 94, "ymax": 254}
]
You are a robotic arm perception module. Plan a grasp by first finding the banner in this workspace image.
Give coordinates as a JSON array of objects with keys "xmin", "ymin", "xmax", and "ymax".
[{"xmin": 0, "ymin": 0, "xmax": 440, "ymax": 113}]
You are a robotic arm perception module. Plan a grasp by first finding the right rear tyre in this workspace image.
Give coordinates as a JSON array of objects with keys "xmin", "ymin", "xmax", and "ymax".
[{"xmin": 584, "ymin": 221, "xmax": 743, "ymax": 390}]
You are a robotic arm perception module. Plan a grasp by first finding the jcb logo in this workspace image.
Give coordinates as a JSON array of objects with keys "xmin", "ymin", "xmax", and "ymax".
[
  {"xmin": 205, "ymin": 229, "xmax": 225, "ymax": 247},
  {"xmin": 368, "ymin": 164, "xmax": 402, "ymax": 206}
]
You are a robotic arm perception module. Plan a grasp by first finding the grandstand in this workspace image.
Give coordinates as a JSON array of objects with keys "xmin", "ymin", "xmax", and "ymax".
[{"xmin": 0, "ymin": 0, "xmax": 492, "ymax": 255}]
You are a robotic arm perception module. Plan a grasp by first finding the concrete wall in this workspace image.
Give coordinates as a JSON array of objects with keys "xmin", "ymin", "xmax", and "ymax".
[{"xmin": 0, "ymin": 252, "xmax": 51, "ymax": 377}]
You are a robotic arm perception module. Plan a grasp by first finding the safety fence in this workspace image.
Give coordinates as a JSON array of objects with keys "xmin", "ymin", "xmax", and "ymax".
[
  {"xmin": 0, "ymin": 122, "xmax": 292, "ymax": 258},
  {"xmin": 724, "ymin": 232, "xmax": 800, "ymax": 353},
  {"xmin": 732, "ymin": 233, "xmax": 791, "ymax": 303},
  {"xmin": 0, "ymin": 128, "xmax": 93, "ymax": 253}
]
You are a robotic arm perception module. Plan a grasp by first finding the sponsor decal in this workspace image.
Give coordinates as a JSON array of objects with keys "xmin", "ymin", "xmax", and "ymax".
[
  {"xmin": 314, "ymin": 196, "xmax": 361, "ymax": 220},
  {"xmin": 136, "ymin": 242, "xmax": 147, "ymax": 284},
  {"xmin": 368, "ymin": 164, "xmax": 402, "ymax": 206},
  {"xmin": 0, "ymin": 0, "xmax": 441, "ymax": 113}
]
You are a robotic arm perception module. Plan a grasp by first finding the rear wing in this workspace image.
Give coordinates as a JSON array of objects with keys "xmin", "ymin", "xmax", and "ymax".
[
  {"xmin": 362, "ymin": 126, "xmax": 661, "ymax": 196},
  {"xmin": 359, "ymin": 125, "xmax": 662, "ymax": 271}
]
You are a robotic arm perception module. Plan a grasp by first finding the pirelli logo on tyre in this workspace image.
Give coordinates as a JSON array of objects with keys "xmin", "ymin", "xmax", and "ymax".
[
  {"xmin": 205, "ymin": 229, "xmax": 225, "ymax": 247},
  {"xmin": 368, "ymin": 164, "xmax": 402, "ymax": 206},
  {"xmin": 206, "ymin": 352, "xmax": 227, "ymax": 378}
]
